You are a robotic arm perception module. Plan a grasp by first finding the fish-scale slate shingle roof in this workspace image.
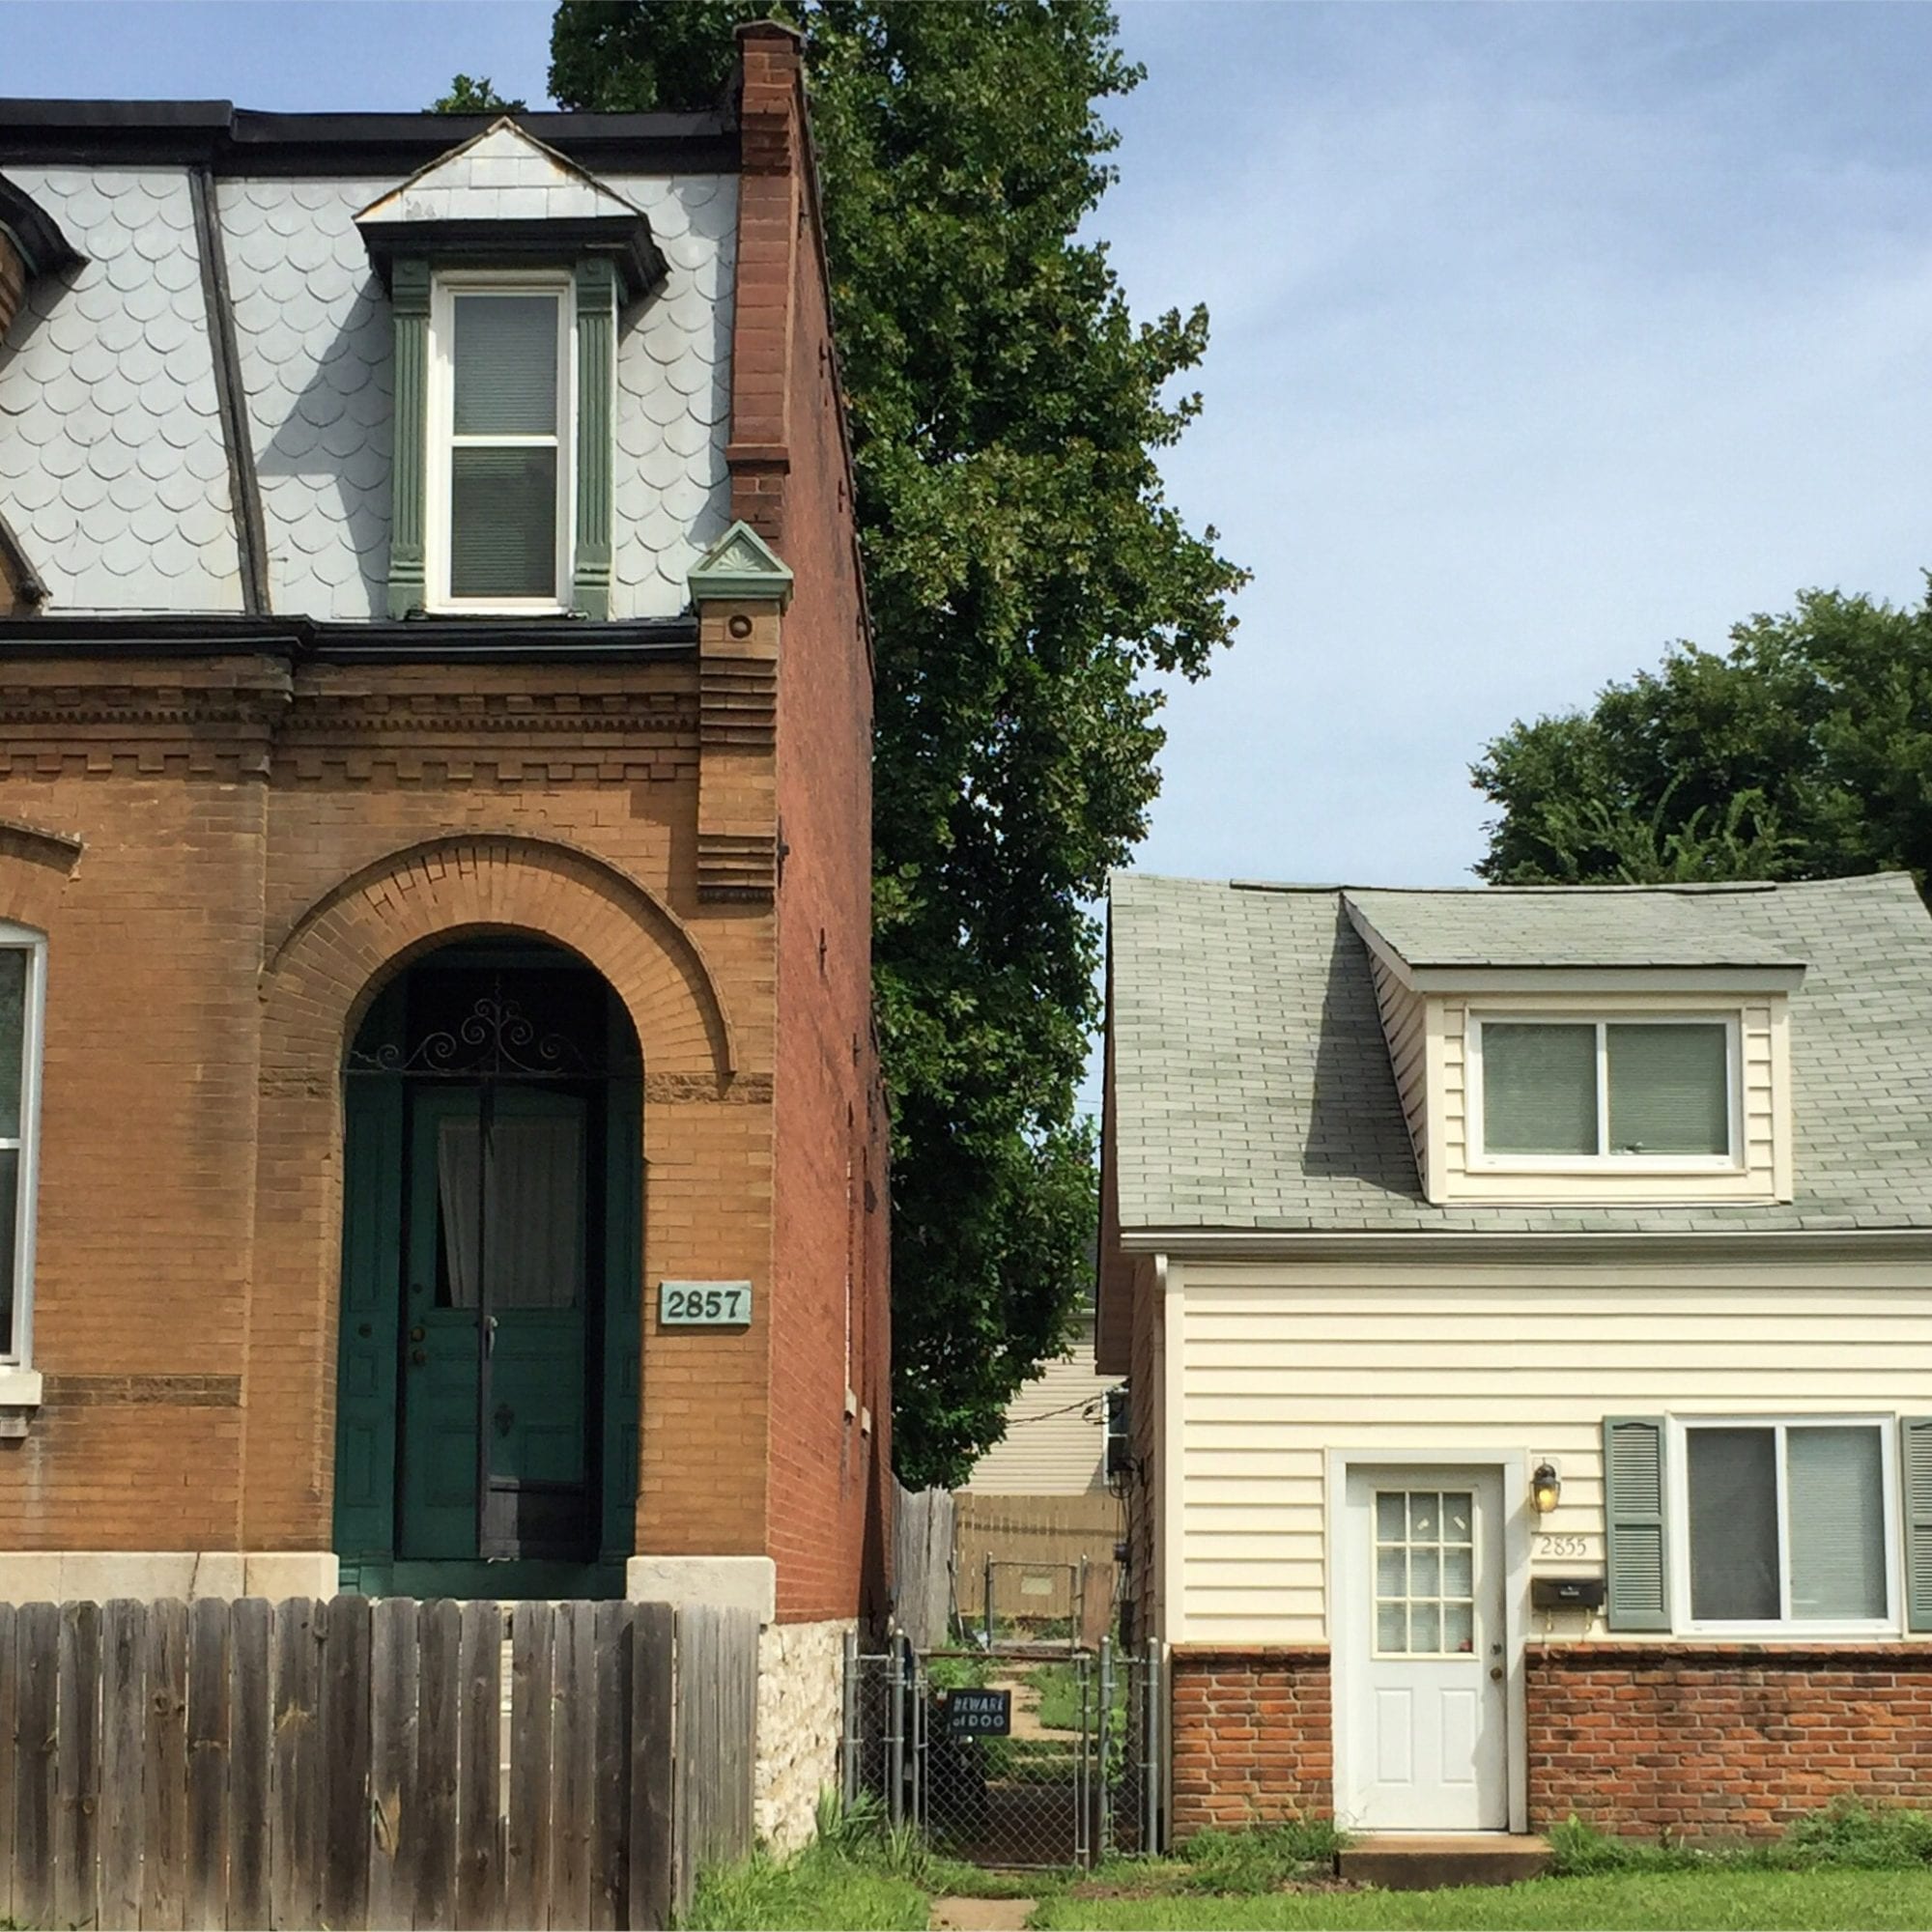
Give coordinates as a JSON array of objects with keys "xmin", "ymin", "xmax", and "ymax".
[
  {"xmin": 0, "ymin": 148, "xmax": 734, "ymax": 622},
  {"xmin": 1108, "ymin": 869, "xmax": 1932, "ymax": 1236}
]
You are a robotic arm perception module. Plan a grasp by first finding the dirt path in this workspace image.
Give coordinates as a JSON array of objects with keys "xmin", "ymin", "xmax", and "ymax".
[{"xmin": 927, "ymin": 1898, "xmax": 1036, "ymax": 1932}]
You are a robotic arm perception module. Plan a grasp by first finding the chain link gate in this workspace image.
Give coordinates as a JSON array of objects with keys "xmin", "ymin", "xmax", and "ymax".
[{"xmin": 842, "ymin": 1634, "xmax": 1164, "ymax": 1871}]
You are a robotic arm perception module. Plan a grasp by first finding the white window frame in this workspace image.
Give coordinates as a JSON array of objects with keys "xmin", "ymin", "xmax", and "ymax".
[
  {"xmin": 1667, "ymin": 1414, "xmax": 1901, "ymax": 1639},
  {"xmin": 0, "ymin": 923, "xmax": 46, "ymax": 1371},
  {"xmin": 1466, "ymin": 1011, "xmax": 1744, "ymax": 1174},
  {"xmin": 425, "ymin": 271, "xmax": 576, "ymax": 615}
]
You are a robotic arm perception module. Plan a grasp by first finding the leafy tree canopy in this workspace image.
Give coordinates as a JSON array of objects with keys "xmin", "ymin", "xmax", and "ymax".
[
  {"xmin": 1475, "ymin": 583, "xmax": 1932, "ymax": 892},
  {"xmin": 432, "ymin": 74, "xmax": 526, "ymax": 113},
  {"xmin": 549, "ymin": 1, "xmax": 1244, "ymax": 1484}
]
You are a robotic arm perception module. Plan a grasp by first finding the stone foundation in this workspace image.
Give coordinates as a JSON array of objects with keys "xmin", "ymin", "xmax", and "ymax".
[
  {"xmin": 755, "ymin": 1617, "xmax": 851, "ymax": 1853},
  {"xmin": 0, "ymin": 1550, "xmax": 338, "ymax": 1602},
  {"xmin": 1529, "ymin": 1642, "xmax": 1932, "ymax": 1835},
  {"xmin": 1169, "ymin": 1646, "xmax": 1332, "ymax": 1834}
]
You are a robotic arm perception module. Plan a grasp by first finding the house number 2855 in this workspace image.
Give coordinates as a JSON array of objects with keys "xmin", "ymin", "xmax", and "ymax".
[{"xmin": 1536, "ymin": 1533, "xmax": 1590, "ymax": 1559}]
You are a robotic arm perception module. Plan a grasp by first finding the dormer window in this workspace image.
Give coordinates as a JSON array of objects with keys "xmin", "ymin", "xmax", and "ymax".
[
  {"xmin": 1471, "ymin": 1016, "xmax": 1738, "ymax": 1169},
  {"xmin": 428, "ymin": 277, "xmax": 575, "ymax": 611},
  {"xmin": 355, "ymin": 119, "xmax": 668, "ymax": 623}
]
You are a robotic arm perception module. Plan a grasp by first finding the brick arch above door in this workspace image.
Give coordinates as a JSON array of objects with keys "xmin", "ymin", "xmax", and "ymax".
[{"xmin": 261, "ymin": 830, "xmax": 739, "ymax": 1090}]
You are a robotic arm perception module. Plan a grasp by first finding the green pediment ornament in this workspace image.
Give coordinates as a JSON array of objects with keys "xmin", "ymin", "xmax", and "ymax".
[{"xmin": 688, "ymin": 521, "xmax": 794, "ymax": 610}]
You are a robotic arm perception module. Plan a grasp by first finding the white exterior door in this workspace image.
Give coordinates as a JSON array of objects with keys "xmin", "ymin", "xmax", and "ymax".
[{"xmin": 1340, "ymin": 1464, "xmax": 1508, "ymax": 1831}]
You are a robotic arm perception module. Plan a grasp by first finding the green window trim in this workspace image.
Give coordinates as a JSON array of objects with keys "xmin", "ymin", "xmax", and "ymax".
[
  {"xmin": 385, "ymin": 259, "xmax": 431, "ymax": 620},
  {"xmin": 383, "ymin": 256, "xmax": 618, "ymax": 621}
]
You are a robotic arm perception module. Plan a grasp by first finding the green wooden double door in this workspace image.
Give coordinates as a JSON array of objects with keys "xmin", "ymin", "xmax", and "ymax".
[{"xmin": 333, "ymin": 961, "xmax": 640, "ymax": 1597}]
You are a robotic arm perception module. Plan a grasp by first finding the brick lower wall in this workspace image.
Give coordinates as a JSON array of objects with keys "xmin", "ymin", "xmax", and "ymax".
[
  {"xmin": 1529, "ymin": 1644, "xmax": 1932, "ymax": 1835},
  {"xmin": 1169, "ymin": 1647, "xmax": 1332, "ymax": 1833}
]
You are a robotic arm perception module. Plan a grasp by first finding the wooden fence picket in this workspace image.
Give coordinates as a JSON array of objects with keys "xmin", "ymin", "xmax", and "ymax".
[
  {"xmin": 506, "ymin": 1601, "xmax": 554, "ymax": 1931},
  {"xmin": 99, "ymin": 1599, "xmax": 144, "ymax": 1931},
  {"xmin": 456, "ymin": 1598, "xmax": 503, "ymax": 1929}
]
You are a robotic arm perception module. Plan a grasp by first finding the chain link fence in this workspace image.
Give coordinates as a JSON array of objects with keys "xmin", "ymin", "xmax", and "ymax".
[{"xmin": 842, "ymin": 1634, "xmax": 1163, "ymax": 1871}]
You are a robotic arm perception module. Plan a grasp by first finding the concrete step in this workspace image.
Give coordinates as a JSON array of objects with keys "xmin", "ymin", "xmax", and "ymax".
[{"xmin": 1337, "ymin": 1833, "xmax": 1552, "ymax": 1890}]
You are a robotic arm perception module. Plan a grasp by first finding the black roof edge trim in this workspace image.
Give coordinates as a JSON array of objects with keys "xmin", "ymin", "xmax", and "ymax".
[
  {"xmin": 0, "ymin": 102, "xmax": 738, "ymax": 174},
  {"xmin": 0, "ymin": 509, "xmax": 48, "ymax": 608},
  {"xmin": 0, "ymin": 612, "xmax": 699, "ymax": 660},
  {"xmin": 0, "ymin": 172, "xmax": 82, "ymax": 277},
  {"xmin": 358, "ymin": 216, "xmax": 668, "ymax": 306}
]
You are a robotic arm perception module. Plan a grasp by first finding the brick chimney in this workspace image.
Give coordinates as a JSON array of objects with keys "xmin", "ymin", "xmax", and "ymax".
[{"xmin": 725, "ymin": 20, "xmax": 808, "ymax": 544}]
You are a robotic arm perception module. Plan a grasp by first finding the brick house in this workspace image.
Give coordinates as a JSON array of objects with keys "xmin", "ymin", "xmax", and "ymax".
[
  {"xmin": 1100, "ymin": 870, "xmax": 1932, "ymax": 1841},
  {"xmin": 0, "ymin": 26, "xmax": 888, "ymax": 1844}
]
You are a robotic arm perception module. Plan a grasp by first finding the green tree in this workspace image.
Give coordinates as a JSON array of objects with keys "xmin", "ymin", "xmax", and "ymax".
[
  {"xmin": 550, "ymin": 1, "xmax": 1243, "ymax": 1485},
  {"xmin": 432, "ymin": 74, "xmax": 526, "ymax": 113},
  {"xmin": 1474, "ymin": 584, "xmax": 1932, "ymax": 891}
]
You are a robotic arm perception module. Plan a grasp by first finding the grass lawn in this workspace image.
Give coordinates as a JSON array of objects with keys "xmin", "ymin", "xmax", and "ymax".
[{"xmin": 1032, "ymin": 1869, "xmax": 1932, "ymax": 1931}]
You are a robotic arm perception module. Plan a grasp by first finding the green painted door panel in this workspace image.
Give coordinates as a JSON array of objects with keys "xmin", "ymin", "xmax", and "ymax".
[
  {"xmin": 398, "ymin": 1086, "xmax": 590, "ymax": 1562},
  {"xmin": 333, "ymin": 1074, "xmax": 404, "ymax": 1559},
  {"xmin": 601, "ymin": 1069, "xmax": 642, "ymax": 1559}
]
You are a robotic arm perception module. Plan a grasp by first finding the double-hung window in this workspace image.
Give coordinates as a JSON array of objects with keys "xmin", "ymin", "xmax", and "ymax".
[
  {"xmin": 427, "ymin": 276, "xmax": 575, "ymax": 611},
  {"xmin": 1675, "ymin": 1418, "xmax": 1895, "ymax": 1632},
  {"xmin": 1472, "ymin": 1015, "xmax": 1738, "ymax": 1167},
  {"xmin": 0, "ymin": 924, "xmax": 45, "ymax": 1365}
]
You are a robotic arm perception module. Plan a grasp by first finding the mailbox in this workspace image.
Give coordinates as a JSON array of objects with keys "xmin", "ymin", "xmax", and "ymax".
[{"xmin": 1531, "ymin": 1574, "xmax": 1606, "ymax": 1612}]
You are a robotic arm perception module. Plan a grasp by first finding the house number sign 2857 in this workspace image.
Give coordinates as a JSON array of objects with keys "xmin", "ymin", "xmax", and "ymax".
[{"xmin": 659, "ymin": 1281, "xmax": 753, "ymax": 1327}]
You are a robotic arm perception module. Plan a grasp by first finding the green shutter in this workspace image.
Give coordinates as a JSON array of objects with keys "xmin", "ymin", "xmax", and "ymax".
[
  {"xmin": 385, "ymin": 258, "xmax": 431, "ymax": 618},
  {"xmin": 1901, "ymin": 1418, "xmax": 1932, "ymax": 1632},
  {"xmin": 572, "ymin": 259, "xmax": 617, "ymax": 620},
  {"xmin": 1604, "ymin": 1416, "xmax": 1671, "ymax": 1632}
]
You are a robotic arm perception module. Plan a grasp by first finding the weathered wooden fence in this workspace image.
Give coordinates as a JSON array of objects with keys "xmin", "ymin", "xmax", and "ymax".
[
  {"xmin": 0, "ymin": 1594, "xmax": 757, "ymax": 1930},
  {"xmin": 890, "ymin": 1483, "xmax": 954, "ymax": 1648}
]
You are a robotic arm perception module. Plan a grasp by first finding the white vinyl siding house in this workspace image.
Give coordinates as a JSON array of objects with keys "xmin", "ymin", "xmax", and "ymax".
[{"xmin": 1101, "ymin": 869, "xmax": 1932, "ymax": 1836}]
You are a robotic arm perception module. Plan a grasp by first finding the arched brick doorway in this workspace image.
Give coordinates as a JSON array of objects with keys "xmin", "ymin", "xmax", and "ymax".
[{"xmin": 332, "ymin": 934, "xmax": 643, "ymax": 1599}]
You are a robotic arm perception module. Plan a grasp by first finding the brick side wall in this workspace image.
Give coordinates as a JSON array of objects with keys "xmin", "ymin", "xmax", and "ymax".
[
  {"xmin": 1170, "ymin": 1647, "xmax": 1333, "ymax": 1834},
  {"xmin": 1529, "ymin": 1643, "xmax": 1932, "ymax": 1836},
  {"xmin": 735, "ymin": 21, "xmax": 892, "ymax": 1628}
]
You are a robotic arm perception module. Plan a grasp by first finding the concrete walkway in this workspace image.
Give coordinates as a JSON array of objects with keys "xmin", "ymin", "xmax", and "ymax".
[{"xmin": 928, "ymin": 1897, "xmax": 1036, "ymax": 1931}]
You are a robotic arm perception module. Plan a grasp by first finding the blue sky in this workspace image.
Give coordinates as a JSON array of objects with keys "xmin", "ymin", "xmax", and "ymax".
[{"xmin": 9, "ymin": 0, "xmax": 1932, "ymax": 897}]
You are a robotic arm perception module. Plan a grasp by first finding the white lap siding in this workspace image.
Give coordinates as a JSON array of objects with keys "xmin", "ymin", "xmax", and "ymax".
[{"xmin": 1166, "ymin": 1253, "xmax": 1932, "ymax": 1645}]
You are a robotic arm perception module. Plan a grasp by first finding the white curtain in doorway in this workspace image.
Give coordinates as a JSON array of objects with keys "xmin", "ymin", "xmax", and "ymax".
[{"xmin": 437, "ymin": 1113, "xmax": 584, "ymax": 1308}]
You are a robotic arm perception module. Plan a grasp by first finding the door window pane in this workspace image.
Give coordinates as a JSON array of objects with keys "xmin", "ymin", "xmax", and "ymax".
[
  {"xmin": 1482, "ymin": 1023, "xmax": 1597, "ymax": 1154},
  {"xmin": 1787, "ymin": 1427, "xmax": 1887, "ymax": 1620},
  {"xmin": 0, "ymin": 951, "xmax": 23, "ymax": 1141},
  {"xmin": 450, "ymin": 447, "xmax": 558, "ymax": 600},
  {"xmin": 1607, "ymin": 1024, "xmax": 1728, "ymax": 1155},
  {"xmin": 452, "ymin": 295, "xmax": 557, "ymax": 435},
  {"xmin": 1688, "ymin": 1428, "xmax": 1779, "ymax": 1620},
  {"xmin": 1374, "ymin": 1488, "xmax": 1476, "ymax": 1657}
]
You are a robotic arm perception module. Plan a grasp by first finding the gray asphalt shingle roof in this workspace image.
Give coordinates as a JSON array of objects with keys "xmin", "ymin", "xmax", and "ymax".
[
  {"xmin": 1345, "ymin": 884, "xmax": 1806, "ymax": 971},
  {"xmin": 1107, "ymin": 870, "xmax": 1932, "ymax": 1236}
]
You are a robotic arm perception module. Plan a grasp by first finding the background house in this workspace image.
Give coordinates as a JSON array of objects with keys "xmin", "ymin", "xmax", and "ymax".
[
  {"xmin": 1101, "ymin": 869, "xmax": 1932, "ymax": 1843},
  {"xmin": 958, "ymin": 1309, "xmax": 1124, "ymax": 1636},
  {"xmin": 0, "ymin": 26, "xmax": 886, "ymax": 1848}
]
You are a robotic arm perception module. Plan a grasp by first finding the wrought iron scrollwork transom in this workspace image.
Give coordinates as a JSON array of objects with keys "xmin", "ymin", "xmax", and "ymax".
[{"xmin": 347, "ymin": 989, "xmax": 601, "ymax": 1080}]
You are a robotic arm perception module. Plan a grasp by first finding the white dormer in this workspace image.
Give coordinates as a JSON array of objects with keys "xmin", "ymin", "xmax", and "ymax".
[{"xmin": 1344, "ymin": 887, "xmax": 1804, "ymax": 1207}]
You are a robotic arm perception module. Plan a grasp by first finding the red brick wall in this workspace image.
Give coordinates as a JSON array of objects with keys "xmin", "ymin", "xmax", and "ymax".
[
  {"xmin": 1530, "ymin": 1643, "xmax": 1932, "ymax": 1836},
  {"xmin": 1170, "ymin": 1647, "xmax": 1333, "ymax": 1834},
  {"xmin": 731, "ymin": 21, "xmax": 892, "ymax": 1628}
]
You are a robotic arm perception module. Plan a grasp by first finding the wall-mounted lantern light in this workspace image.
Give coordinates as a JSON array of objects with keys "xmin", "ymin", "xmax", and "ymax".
[{"xmin": 1530, "ymin": 1461, "xmax": 1562, "ymax": 1515}]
